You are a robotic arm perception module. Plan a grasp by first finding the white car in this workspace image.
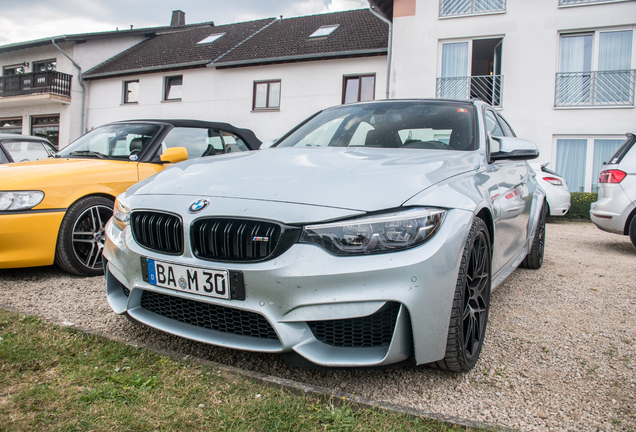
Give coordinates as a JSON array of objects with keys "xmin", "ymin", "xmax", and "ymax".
[
  {"xmin": 529, "ymin": 163, "xmax": 571, "ymax": 216},
  {"xmin": 591, "ymin": 133, "xmax": 636, "ymax": 247}
]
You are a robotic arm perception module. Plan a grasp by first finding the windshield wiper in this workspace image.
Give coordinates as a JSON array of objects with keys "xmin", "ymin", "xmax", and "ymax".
[{"xmin": 68, "ymin": 150, "xmax": 107, "ymax": 159}]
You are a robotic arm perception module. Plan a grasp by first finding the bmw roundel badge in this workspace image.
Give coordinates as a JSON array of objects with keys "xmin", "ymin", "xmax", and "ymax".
[{"xmin": 189, "ymin": 199, "xmax": 210, "ymax": 213}]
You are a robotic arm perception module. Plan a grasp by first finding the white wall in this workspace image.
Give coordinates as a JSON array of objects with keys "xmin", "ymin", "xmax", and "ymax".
[
  {"xmin": 390, "ymin": 0, "xmax": 636, "ymax": 169},
  {"xmin": 86, "ymin": 56, "xmax": 388, "ymax": 141},
  {"xmin": 0, "ymin": 34, "xmax": 147, "ymax": 147}
]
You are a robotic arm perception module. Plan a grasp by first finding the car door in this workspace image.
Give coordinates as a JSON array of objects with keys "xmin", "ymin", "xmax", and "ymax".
[{"xmin": 484, "ymin": 109, "xmax": 533, "ymax": 274}]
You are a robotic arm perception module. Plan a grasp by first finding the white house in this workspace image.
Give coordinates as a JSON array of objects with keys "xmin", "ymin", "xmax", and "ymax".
[
  {"xmin": 0, "ymin": 12, "xmax": 218, "ymax": 148},
  {"xmin": 82, "ymin": 10, "xmax": 389, "ymax": 141},
  {"xmin": 370, "ymin": 0, "xmax": 636, "ymax": 192}
]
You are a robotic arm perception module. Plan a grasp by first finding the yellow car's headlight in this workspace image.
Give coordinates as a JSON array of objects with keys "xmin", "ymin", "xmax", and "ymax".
[
  {"xmin": 113, "ymin": 194, "xmax": 131, "ymax": 230},
  {"xmin": 0, "ymin": 191, "xmax": 44, "ymax": 211}
]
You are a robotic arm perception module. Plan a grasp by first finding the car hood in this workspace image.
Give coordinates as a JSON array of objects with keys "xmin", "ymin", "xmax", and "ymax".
[
  {"xmin": 0, "ymin": 158, "xmax": 138, "ymax": 189},
  {"xmin": 131, "ymin": 148, "xmax": 480, "ymax": 212}
]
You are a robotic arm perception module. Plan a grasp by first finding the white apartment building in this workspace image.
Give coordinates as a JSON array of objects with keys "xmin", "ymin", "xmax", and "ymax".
[{"xmin": 371, "ymin": 0, "xmax": 635, "ymax": 192}]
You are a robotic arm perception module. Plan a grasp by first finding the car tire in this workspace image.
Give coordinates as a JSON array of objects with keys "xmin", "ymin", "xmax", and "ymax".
[
  {"xmin": 55, "ymin": 196, "xmax": 114, "ymax": 276},
  {"xmin": 520, "ymin": 201, "xmax": 547, "ymax": 269},
  {"xmin": 436, "ymin": 216, "xmax": 491, "ymax": 372},
  {"xmin": 629, "ymin": 216, "xmax": 636, "ymax": 248}
]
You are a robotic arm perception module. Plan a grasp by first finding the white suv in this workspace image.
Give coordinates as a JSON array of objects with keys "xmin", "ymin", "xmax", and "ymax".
[{"xmin": 590, "ymin": 133, "xmax": 636, "ymax": 247}]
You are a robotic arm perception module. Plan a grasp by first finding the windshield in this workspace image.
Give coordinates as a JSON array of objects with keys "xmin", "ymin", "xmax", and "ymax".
[
  {"xmin": 277, "ymin": 101, "xmax": 477, "ymax": 151},
  {"xmin": 57, "ymin": 123, "xmax": 162, "ymax": 160}
]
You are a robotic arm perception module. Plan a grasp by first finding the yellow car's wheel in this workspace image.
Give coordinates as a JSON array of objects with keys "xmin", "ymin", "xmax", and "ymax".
[{"xmin": 55, "ymin": 196, "xmax": 114, "ymax": 276}]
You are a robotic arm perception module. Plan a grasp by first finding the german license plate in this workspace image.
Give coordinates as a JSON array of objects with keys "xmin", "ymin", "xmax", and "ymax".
[{"xmin": 142, "ymin": 257, "xmax": 230, "ymax": 300}]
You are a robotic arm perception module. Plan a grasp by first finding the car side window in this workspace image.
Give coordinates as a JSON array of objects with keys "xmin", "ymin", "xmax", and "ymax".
[
  {"xmin": 161, "ymin": 127, "xmax": 250, "ymax": 159},
  {"xmin": 495, "ymin": 112, "xmax": 515, "ymax": 137},
  {"xmin": 484, "ymin": 110, "xmax": 504, "ymax": 137},
  {"xmin": 3, "ymin": 141, "xmax": 51, "ymax": 162},
  {"xmin": 0, "ymin": 146, "xmax": 9, "ymax": 163}
]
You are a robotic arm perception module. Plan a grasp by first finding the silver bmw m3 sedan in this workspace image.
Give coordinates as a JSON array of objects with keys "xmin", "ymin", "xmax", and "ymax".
[{"xmin": 104, "ymin": 99, "xmax": 547, "ymax": 372}]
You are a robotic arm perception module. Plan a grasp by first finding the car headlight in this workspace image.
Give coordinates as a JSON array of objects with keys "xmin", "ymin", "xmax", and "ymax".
[
  {"xmin": 0, "ymin": 191, "xmax": 44, "ymax": 211},
  {"xmin": 299, "ymin": 208, "xmax": 446, "ymax": 256},
  {"xmin": 113, "ymin": 194, "xmax": 131, "ymax": 230}
]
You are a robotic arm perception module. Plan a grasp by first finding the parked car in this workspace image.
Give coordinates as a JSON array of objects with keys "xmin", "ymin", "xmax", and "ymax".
[
  {"xmin": 0, "ymin": 120, "xmax": 260, "ymax": 276},
  {"xmin": 529, "ymin": 163, "xmax": 571, "ymax": 216},
  {"xmin": 105, "ymin": 99, "xmax": 546, "ymax": 372},
  {"xmin": 590, "ymin": 133, "xmax": 636, "ymax": 247},
  {"xmin": 0, "ymin": 133, "xmax": 57, "ymax": 163}
]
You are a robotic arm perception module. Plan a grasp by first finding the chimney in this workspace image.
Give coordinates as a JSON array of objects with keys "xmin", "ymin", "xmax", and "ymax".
[{"xmin": 170, "ymin": 10, "xmax": 186, "ymax": 27}]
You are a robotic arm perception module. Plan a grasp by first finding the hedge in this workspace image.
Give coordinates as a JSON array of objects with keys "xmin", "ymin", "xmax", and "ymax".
[{"xmin": 564, "ymin": 192, "xmax": 598, "ymax": 220}]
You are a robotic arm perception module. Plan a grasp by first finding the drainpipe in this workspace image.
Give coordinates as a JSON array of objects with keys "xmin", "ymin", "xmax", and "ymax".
[
  {"xmin": 368, "ymin": 4, "xmax": 392, "ymax": 100},
  {"xmin": 52, "ymin": 39, "xmax": 86, "ymax": 135}
]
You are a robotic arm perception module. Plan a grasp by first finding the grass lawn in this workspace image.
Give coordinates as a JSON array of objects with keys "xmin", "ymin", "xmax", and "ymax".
[{"xmin": 0, "ymin": 309, "xmax": 475, "ymax": 432}]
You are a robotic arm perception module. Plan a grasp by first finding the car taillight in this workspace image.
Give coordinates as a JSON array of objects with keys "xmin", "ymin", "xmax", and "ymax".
[
  {"xmin": 598, "ymin": 170, "xmax": 627, "ymax": 184},
  {"xmin": 542, "ymin": 176, "xmax": 563, "ymax": 186}
]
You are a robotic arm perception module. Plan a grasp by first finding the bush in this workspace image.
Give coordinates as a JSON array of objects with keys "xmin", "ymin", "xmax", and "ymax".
[{"xmin": 565, "ymin": 192, "xmax": 598, "ymax": 219}]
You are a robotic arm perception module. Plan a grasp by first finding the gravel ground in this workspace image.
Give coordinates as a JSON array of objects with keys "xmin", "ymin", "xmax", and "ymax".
[{"xmin": 1, "ymin": 220, "xmax": 635, "ymax": 431}]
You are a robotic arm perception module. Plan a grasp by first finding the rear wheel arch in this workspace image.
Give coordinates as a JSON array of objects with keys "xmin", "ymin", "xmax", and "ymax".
[{"xmin": 624, "ymin": 206, "xmax": 636, "ymax": 236}]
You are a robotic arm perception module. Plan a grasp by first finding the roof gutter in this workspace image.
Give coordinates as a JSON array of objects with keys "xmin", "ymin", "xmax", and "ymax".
[
  {"xmin": 83, "ymin": 59, "xmax": 210, "ymax": 79},
  {"xmin": 212, "ymin": 48, "xmax": 388, "ymax": 68},
  {"xmin": 52, "ymin": 39, "xmax": 86, "ymax": 135},
  {"xmin": 368, "ymin": 4, "xmax": 392, "ymax": 99}
]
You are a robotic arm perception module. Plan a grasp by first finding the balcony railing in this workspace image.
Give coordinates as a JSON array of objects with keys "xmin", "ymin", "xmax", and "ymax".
[
  {"xmin": 555, "ymin": 70, "xmax": 635, "ymax": 107},
  {"xmin": 559, "ymin": 0, "xmax": 619, "ymax": 5},
  {"xmin": 436, "ymin": 75, "xmax": 503, "ymax": 107},
  {"xmin": 439, "ymin": 0, "xmax": 505, "ymax": 17},
  {"xmin": 0, "ymin": 71, "xmax": 72, "ymax": 98}
]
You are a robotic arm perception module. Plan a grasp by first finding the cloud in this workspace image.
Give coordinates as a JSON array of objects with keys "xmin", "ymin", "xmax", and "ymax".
[{"xmin": 0, "ymin": 0, "xmax": 370, "ymax": 45}]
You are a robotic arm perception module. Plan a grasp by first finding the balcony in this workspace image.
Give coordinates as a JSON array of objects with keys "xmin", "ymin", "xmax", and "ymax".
[
  {"xmin": 555, "ymin": 70, "xmax": 635, "ymax": 107},
  {"xmin": 559, "ymin": 0, "xmax": 621, "ymax": 5},
  {"xmin": 0, "ymin": 71, "xmax": 72, "ymax": 107},
  {"xmin": 436, "ymin": 75, "xmax": 503, "ymax": 107},
  {"xmin": 439, "ymin": 0, "xmax": 505, "ymax": 17}
]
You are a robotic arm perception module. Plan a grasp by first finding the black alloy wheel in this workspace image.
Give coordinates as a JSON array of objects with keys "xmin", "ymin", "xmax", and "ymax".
[{"xmin": 436, "ymin": 217, "xmax": 491, "ymax": 372}]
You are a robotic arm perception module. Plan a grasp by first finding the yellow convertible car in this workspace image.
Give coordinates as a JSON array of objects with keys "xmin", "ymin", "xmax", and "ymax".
[{"xmin": 0, "ymin": 119, "xmax": 260, "ymax": 276}]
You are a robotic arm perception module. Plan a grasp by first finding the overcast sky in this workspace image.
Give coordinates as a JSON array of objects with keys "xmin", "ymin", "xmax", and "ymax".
[{"xmin": 0, "ymin": 0, "xmax": 370, "ymax": 45}]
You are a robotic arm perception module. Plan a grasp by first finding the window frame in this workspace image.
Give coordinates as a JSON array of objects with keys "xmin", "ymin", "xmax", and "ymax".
[
  {"xmin": 558, "ymin": 27, "xmax": 635, "ymax": 74},
  {"xmin": 0, "ymin": 117, "xmax": 23, "ymax": 134},
  {"xmin": 163, "ymin": 75, "xmax": 183, "ymax": 101},
  {"xmin": 341, "ymin": 74, "xmax": 376, "ymax": 105},
  {"xmin": 123, "ymin": 80, "xmax": 139, "ymax": 104},
  {"xmin": 552, "ymin": 135, "xmax": 626, "ymax": 192},
  {"xmin": 252, "ymin": 80, "xmax": 282, "ymax": 111},
  {"xmin": 32, "ymin": 59, "xmax": 57, "ymax": 73},
  {"xmin": 3, "ymin": 64, "xmax": 26, "ymax": 75},
  {"xmin": 30, "ymin": 115, "xmax": 60, "ymax": 149}
]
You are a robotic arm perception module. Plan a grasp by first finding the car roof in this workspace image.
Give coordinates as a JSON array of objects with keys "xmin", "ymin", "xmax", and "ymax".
[
  {"xmin": 102, "ymin": 119, "xmax": 261, "ymax": 148},
  {"xmin": 0, "ymin": 133, "xmax": 53, "ymax": 144}
]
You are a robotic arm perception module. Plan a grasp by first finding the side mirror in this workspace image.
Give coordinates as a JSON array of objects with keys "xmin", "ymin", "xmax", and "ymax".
[
  {"xmin": 259, "ymin": 138, "xmax": 278, "ymax": 149},
  {"xmin": 490, "ymin": 136, "xmax": 539, "ymax": 161},
  {"xmin": 160, "ymin": 147, "xmax": 188, "ymax": 164}
]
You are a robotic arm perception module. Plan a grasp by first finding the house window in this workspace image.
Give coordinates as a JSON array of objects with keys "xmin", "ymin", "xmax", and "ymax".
[
  {"xmin": 32, "ymin": 59, "xmax": 56, "ymax": 72},
  {"xmin": 197, "ymin": 33, "xmax": 225, "ymax": 44},
  {"xmin": 555, "ymin": 136, "xmax": 625, "ymax": 192},
  {"xmin": 342, "ymin": 75, "xmax": 375, "ymax": 104},
  {"xmin": 31, "ymin": 115, "xmax": 59, "ymax": 149},
  {"xmin": 559, "ymin": 0, "xmax": 633, "ymax": 5},
  {"xmin": 253, "ymin": 80, "xmax": 281, "ymax": 110},
  {"xmin": 437, "ymin": 38, "xmax": 503, "ymax": 106},
  {"xmin": 164, "ymin": 75, "xmax": 183, "ymax": 101},
  {"xmin": 3, "ymin": 64, "xmax": 25, "ymax": 75},
  {"xmin": 439, "ymin": 0, "xmax": 505, "ymax": 17},
  {"xmin": 309, "ymin": 25, "xmax": 340, "ymax": 38},
  {"xmin": 556, "ymin": 29, "xmax": 634, "ymax": 106},
  {"xmin": 0, "ymin": 118, "xmax": 22, "ymax": 134},
  {"xmin": 123, "ymin": 80, "xmax": 139, "ymax": 104}
]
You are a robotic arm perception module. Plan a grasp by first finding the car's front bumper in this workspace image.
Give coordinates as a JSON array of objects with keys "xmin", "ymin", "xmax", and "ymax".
[
  {"xmin": 104, "ymin": 206, "xmax": 473, "ymax": 367},
  {"xmin": 590, "ymin": 184, "xmax": 634, "ymax": 235},
  {"xmin": 0, "ymin": 209, "xmax": 65, "ymax": 268}
]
